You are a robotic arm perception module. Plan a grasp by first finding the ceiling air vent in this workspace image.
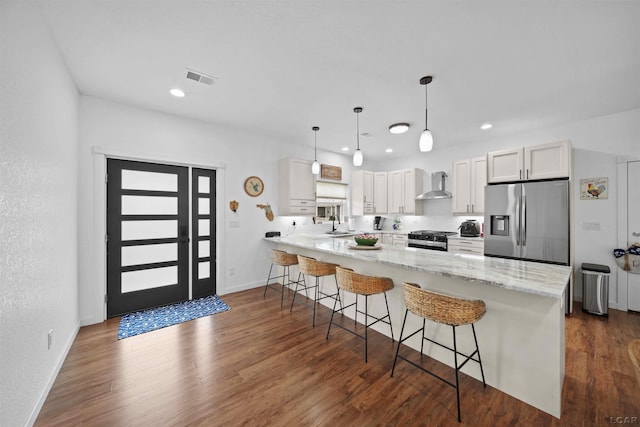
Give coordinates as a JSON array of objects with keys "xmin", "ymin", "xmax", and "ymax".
[{"xmin": 185, "ymin": 69, "xmax": 216, "ymax": 86}]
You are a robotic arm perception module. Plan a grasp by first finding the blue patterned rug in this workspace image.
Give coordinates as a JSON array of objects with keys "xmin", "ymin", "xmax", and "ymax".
[{"xmin": 118, "ymin": 295, "xmax": 230, "ymax": 339}]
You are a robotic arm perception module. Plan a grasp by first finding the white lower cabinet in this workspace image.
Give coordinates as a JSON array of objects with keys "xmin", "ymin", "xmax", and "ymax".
[
  {"xmin": 392, "ymin": 234, "xmax": 408, "ymax": 247},
  {"xmin": 382, "ymin": 234, "xmax": 393, "ymax": 245},
  {"xmin": 448, "ymin": 237, "xmax": 484, "ymax": 255}
]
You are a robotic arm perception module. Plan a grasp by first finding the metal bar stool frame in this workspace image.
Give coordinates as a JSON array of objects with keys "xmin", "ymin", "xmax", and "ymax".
[
  {"xmin": 263, "ymin": 250, "xmax": 304, "ymax": 308},
  {"xmin": 327, "ymin": 266, "xmax": 394, "ymax": 362},
  {"xmin": 291, "ymin": 255, "xmax": 343, "ymax": 327},
  {"xmin": 391, "ymin": 282, "xmax": 486, "ymax": 423}
]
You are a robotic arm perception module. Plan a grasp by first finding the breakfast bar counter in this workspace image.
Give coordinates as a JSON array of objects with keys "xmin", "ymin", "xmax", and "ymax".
[{"xmin": 264, "ymin": 234, "xmax": 571, "ymax": 418}]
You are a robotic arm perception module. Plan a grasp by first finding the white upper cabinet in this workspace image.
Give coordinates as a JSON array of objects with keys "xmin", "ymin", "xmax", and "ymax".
[
  {"xmin": 486, "ymin": 147, "xmax": 524, "ymax": 183},
  {"xmin": 471, "ymin": 157, "xmax": 487, "ymax": 213},
  {"xmin": 373, "ymin": 172, "xmax": 388, "ymax": 214},
  {"xmin": 278, "ymin": 158, "xmax": 316, "ymax": 215},
  {"xmin": 452, "ymin": 156, "xmax": 487, "ymax": 215},
  {"xmin": 525, "ymin": 140, "xmax": 571, "ymax": 181},
  {"xmin": 388, "ymin": 168, "xmax": 423, "ymax": 215},
  {"xmin": 351, "ymin": 170, "xmax": 374, "ymax": 216},
  {"xmin": 487, "ymin": 140, "xmax": 571, "ymax": 183},
  {"xmin": 363, "ymin": 171, "xmax": 374, "ymax": 205},
  {"xmin": 388, "ymin": 170, "xmax": 402, "ymax": 214}
]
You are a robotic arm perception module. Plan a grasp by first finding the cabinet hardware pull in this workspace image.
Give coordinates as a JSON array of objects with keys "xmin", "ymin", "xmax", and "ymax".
[
  {"xmin": 526, "ymin": 169, "xmax": 529, "ymax": 180},
  {"xmin": 520, "ymin": 169, "xmax": 522, "ymax": 180},
  {"xmin": 466, "ymin": 204, "xmax": 469, "ymax": 213},
  {"xmin": 471, "ymin": 204, "xmax": 474, "ymax": 212}
]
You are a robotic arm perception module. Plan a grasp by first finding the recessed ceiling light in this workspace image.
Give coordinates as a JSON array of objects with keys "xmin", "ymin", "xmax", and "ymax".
[
  {"xmin": 170, "ymin": 88, "xmax": 186, "ymax": 98},
  {"xmin": 481, "ymin": 123, "xmax": 493, "ymax": 130},
  {"xmin": 341, "ymin": 147, "xmax": 349, "ymax": 152},
  {"xmin": 386, "ymin": 148, "xmax": 393, "ymax": 153},
  {"xmin": 389, "ymin": 123, "xmax": 410, "ymax": 134}
]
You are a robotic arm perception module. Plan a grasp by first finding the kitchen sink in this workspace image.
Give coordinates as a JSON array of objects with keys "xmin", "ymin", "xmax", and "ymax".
[{"xmin": 325, "ymin": 231, "xmax": 354, "ymax": 237}]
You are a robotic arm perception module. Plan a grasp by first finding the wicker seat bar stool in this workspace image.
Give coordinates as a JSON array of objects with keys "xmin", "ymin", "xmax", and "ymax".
[
  {"xmin": 263, "ymin": 250, "xmax": 304, "ymax": 308},
  {"xmin": 630, "ymin": 339, "xmax": 640, "ymax": 389},
  {"xmin": 327, "ymin": 267, "xmax": 394, "ymax": 362},
  {"xmin": 291, "ymin": 255, "xmax": 343, "ymax": 327},
  {"xmin": 391, "ymin": 282, "xmax": 487, "ymax": 423}
]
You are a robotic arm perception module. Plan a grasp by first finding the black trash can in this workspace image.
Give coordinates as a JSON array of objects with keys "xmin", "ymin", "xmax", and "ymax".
[{"xmin": 581, "ymin": 263, "xmax": 610, "ymax": 316}]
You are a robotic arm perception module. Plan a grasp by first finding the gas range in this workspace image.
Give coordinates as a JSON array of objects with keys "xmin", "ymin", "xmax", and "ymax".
[{"xmin": 407, "ymin": 230, "xmax": 458, "ymax": 251}]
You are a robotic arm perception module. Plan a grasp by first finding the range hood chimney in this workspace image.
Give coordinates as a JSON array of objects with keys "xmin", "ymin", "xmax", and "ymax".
[{"xmin": 415, "ymin": 171, "xmax": 452, "ymax": 200}]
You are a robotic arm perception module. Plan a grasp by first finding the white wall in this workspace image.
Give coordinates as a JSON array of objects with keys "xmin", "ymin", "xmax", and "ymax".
[
  {"xmin": 77, "ymin": 96, "xmax": 357, "ymax": 324},
  {"xmin": 0, "ymin": 1, "xmax": 80, "ymax": 426},
  {"xmin": 571, "ymin": 149, "xmax": 620, "ymax": 304}
]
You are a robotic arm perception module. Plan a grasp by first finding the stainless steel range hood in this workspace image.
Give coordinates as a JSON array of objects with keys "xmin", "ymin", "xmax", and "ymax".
[{"xmin": 415, "ymin": 171, "xmax": 452, "ymax": 200}]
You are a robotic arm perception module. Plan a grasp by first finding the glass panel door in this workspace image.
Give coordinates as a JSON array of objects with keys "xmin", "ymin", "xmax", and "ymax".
[
  {"xmin": 192, "ymin": 168, "xmax": 217, "ymax": 298},
  {"xmin": 107, "ymin": 159, "xmax": 189, "ymax": 317}
]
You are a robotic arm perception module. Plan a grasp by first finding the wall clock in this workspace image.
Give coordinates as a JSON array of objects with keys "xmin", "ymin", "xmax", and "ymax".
[{"xmin": 244, "ymin": 176, "xmax": 264, "ymax": 197}]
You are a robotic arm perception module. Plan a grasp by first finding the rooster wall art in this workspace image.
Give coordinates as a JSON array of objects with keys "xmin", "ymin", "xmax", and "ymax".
[
  {"xmin": 580, "ymin": 177, "xmax": 608, "ymax": 200},
  {"xmin": 587, "ymin": 183, "xmax": 606, "ymax": 199}
]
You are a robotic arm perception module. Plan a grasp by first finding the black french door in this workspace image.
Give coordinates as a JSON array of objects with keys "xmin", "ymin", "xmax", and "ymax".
[
  {"xmin": 106, "ymin": 159, "xmax": 189, "ymax": 317},
  {"xmin": 192, "ymin": 168, "xmax": 217, "ymax": 298}
]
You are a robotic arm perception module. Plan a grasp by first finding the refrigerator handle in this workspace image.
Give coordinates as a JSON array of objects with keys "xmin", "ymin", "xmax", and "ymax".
[
  {"xmin": 515, "ymin": 194, "xmax": 521, "ymax": 246},
  {"xmin": 522, "ymin": 193, "xmax": 527, "ymax": 246}
]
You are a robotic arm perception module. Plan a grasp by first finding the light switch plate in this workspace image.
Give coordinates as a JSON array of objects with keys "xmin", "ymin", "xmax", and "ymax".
[{"xmin": 583, "ymin": 222, "xmax": 601, "ymax": 231}]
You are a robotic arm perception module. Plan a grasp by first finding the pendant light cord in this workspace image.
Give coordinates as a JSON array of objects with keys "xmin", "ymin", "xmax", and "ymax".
[
  {"xmin": 356, "ymin": 110, "xmax": 360, "ymax": 150},
  {"xmin": 424, "ymin": 83, "xmax": 428, "ymax": 130},
  {"xmin": 314, "ymin": 130, "xmax": 317, "ymax": 160}
]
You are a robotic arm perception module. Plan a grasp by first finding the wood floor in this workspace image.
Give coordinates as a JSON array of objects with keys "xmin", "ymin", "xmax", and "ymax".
[{"xmin": 36, "ymin": 286, "xmax": 640, "ymax": 426}]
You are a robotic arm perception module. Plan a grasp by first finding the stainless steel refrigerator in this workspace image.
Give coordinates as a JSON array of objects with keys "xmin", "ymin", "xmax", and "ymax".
[{"xmin": 484, "ymin": 180, "xmax": 569, "ymax": 265}]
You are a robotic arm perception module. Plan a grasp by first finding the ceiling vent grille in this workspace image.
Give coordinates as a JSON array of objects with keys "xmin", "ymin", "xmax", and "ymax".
[{"xmin": 185, "ymin": 69, "xmax": 216, "ymax": 86}]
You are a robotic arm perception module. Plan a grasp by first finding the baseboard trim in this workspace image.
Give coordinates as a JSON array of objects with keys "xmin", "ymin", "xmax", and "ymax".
[
  {"xmin": 218, "ymin": 280, "xmax": 263, "ymax": 296},
  {"xmin": 26, "ymin": 322, "xmax": 80, "ymax": 426}
]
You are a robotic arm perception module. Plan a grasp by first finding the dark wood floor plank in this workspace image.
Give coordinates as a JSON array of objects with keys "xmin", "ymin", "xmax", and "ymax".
[{"xmin": 35, "ymin": 286, "xmax": 640, "ymax": 426}]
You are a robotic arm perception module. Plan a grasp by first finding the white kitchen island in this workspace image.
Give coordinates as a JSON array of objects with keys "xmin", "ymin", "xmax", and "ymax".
[{"xmin": 264, "ymin": 234, "xmax": 571, "ymax": 418}]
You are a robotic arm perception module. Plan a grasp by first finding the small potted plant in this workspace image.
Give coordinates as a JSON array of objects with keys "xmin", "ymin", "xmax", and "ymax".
[{"xmin": 393, "ymin": 216, "xmax": 402, "ymax": 230}]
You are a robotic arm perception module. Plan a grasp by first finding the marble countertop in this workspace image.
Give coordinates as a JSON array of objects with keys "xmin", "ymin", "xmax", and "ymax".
[
  {"xmin": 265, "ymin": 235, "xmax": 570, "ymax": 299},
  {"xmin": 349, "ymin": 229, "xmax": 409, "ymax": 235}
]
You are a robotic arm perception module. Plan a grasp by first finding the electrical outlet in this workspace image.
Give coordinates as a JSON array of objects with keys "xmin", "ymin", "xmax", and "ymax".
[
  {"xmin": 48, "ymin": 329, "xmax": 53, "ymax": 350},
  {"xmin": 583, "ymin": 222, "xmax": 601, "ymax": 231},
  {"xmin": 229, "ymin": 267, "xmax": 235, "ymax": 277},
  {"xmin": 230, "ymin": 221, "xmax": 240, "ymax": 228}
]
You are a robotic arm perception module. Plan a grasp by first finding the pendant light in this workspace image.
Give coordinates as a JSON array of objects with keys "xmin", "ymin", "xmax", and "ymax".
[
  {"xmin": 353, "ymin": 107, "xmax": 363, "ymax": 166},
  {"xmin": 311, "ymin": 126, "xmax": 320, "ymax": 175},
  {"xmin": 419, "ymin": 75, "xmax": 434, "ymax": 152}
]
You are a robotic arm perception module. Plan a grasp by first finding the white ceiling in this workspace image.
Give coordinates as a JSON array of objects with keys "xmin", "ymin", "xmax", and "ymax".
[{"xmin": 37, "ymin": 1, "xmax": 640, "ymax": 161}]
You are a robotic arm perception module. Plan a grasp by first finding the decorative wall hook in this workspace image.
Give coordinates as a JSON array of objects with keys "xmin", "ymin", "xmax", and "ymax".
[
  {"xmin": 256, "ymin": 203, "xmax": 274, "ymax": 221},
  {"xmin": 229, "ymin": 200, "xmax": 239, "ymax": 212}
]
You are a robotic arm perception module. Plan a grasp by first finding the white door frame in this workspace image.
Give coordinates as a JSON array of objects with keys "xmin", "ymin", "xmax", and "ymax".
[{"xmin": 90, "ymin": 146, "xmax": 226, "ymax": 323}]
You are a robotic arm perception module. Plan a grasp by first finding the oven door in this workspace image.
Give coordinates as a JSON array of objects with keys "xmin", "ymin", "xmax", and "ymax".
[{"xmin": 408, "ymin": 240, "xmax": 447, "ymax": 251}]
